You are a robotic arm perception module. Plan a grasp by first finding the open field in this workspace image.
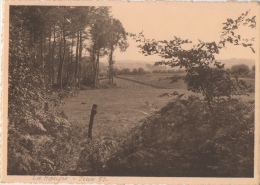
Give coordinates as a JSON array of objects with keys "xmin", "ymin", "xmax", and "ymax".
[
  {"xmin": 116, "ymin": 74, "xmax": 255, "ymax": 100},
  {"xmin": 63, "ymin": 78, "xmax": 190, "ymax": 139},
  {"xmin": 63, "ymin": 75, "xmax": 255, "ymax": 140}
]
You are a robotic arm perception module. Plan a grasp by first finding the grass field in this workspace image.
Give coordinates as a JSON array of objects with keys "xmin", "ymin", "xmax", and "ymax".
[
  {"xmin": 63, "ymin": 78, "xmax": 190, "ymax": 139},
  {"xmin": 63, "ymin": 75, "xmax": 255, "ymax": 139}
]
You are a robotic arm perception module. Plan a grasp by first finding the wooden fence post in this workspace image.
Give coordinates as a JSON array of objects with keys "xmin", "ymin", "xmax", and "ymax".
[{"xmin": 88, "ymin": 104, "xmax": 98, "ymax": 140}]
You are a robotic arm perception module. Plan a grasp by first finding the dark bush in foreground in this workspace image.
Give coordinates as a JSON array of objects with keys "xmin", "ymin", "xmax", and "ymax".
[
  {"xmin": 8, "ymin": 110, "xmax": 77, "ymax": 175},
  {"xmin": 77, "ymin": 96, "xmax": 254, "ymax": 177}
]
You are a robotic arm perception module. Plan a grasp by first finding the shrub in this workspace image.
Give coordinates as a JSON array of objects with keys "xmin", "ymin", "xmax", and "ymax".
[
  {"xmin": 8, "ymin": 110, "xmax": 74, "ymax": 175},
  {"xmin": 230, "ymin": 64, "xmax": 250, "ymax": 77},
  {"xmin": 137, "ymin": 67, "xmax": 146, "ymax": 75},
  {"xmin": 132, "ymin": 68, "xmax": 138, "ymax": 75},
  {"xmin": 76, "ymin": 137, "xmax": 119, "ymax": 175},
  {"xmin": 82, "ymin": 75, "xmax": 95, "ymax": 87},
  {"xmin": 104, "ymin": 95, "xmax": 254, "ymax": 177}
]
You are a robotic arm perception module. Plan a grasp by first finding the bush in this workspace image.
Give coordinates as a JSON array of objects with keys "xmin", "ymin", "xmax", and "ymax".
[
  {"xmin": 132, "ymin": 68, "xmax": 138, "ymax": 74},
  {"xmin": 76, "ymin": 137, "xmax": 119, "ymax": 175},
  {"xmin": 230, "ymin": 64, "xmax": 250, "ymax": 77},
  {"xmin": 82, "ymin": 75, "xmax": 95, "ymax": 87},
  {"xmin": 137, "ymin": 67, "xmax": 146, "ymax": 75},
  {"xmin": 8, "ymin": 110, "xmax": 75, "ymax": 175},
  {"xmin": 103, "ymin": 96, "xmax": 254, "ymax": 177}
]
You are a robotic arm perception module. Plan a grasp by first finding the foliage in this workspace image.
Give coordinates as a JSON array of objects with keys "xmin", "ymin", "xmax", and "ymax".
[
  {"xmin": 103, "ymin": 95, "xmax": 254, "ymax": 177},
  {"xmin": 219, "ymin": 10, "xmax": 256, "ymax": 52},
  {"xmin": 10, "ymin": 6, "xmax": 127, "ymax": 89},
  {"xmin": 129, "ymin": 10, "xmax": 256, "ymax": 110},
  {"xmin": 8, "ymin": 110, "xmax": 74, "ymax": 175},
  {"xmin": 76, "ymin": 137, "xmax": 119, "ymax": 175},
  {"xmin": 230, "ymin": 64, "xmax": 250, "ymax": 77}
]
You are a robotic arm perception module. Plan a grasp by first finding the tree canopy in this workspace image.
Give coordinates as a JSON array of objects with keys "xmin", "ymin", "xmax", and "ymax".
[{"xmin": 130, "ymin": 10, "xmax": 256, "ymax": 112}]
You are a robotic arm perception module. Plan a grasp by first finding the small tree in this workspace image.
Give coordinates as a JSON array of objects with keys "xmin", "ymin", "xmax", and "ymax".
[
  {"xmin": 185, "ymin": 65, "xmax": 234, "ymax": 111},
  {"xmin": 132, "ymin": 68, "xmax": 138, "ymax": 75},
  {"xmin": 137, "ymin": 68, "xmax": 145, "ymax": 75},
  {"xmin": 106, "ymin": 18, "xmax": 128, "ymax": 84},
  {"xmin": 122, "ymin": 68, "xmax": 131, "ymax": 75},
  {"xmin": 130, "ymin": 10, "xmax": 256, "ymax": 112}
]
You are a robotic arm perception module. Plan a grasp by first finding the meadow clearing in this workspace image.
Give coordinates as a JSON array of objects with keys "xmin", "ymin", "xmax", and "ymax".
[
  {"xmin": 62, "ymin": 74, "xmax": 255, "ymax": 140},
  {"xmin": 63, "ymin": 77, "xmax": 188, "ymax": 139}
]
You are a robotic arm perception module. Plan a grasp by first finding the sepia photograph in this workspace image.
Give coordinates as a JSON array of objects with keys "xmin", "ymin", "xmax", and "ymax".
[{"xmin": 2, "ymin": 1, "xmax": 259, "ymax": 183}]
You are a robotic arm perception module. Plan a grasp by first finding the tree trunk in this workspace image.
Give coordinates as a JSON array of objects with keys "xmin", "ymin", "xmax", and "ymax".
[
  {"xmin": 52, "ymin": 26, "xmax": 56, "ymax": 85},
  {"xmin": 75, "ymin": 31, "xmax": 80, "ymax": 84},
  {"xmin": 91, "ymin": 46, "xmax": 96, "ymax": 87},
  {"xmin": 78, "ymin": 31, "xmax": 83, "ymax": 88},
  {"xmin": 66, "ymin": 38, "xmax": 73, "ymax": 86},
  {"xmin": 48, "ymin": 26, "xmax": 52, "ymax": 84},
  {"xmin": 108, "ymin": 47, "xmax": 114, "ymax": 84},
  {"xmin": 57, "ymin": 27, "xmax": 63, "ymax": 86},
  {"xmin": 43, "ymin": 36, "xmax": 47, "ymax": 84},
  {"xmin": 40, "ymin": 31, "xmax": 44, "ymax": 80},
  {"xmin": 60, "ymin": 26, "xmax": 66, "ymax": 90},
  {"xmin": 69, "ymin": 38, "xmax": 74, "ymax": 84},
  {"xmin": 94, "ymin": 49, "xmax": 100, "ymax": 88},
  {"xmin": 206, "ymin": 95, "xmax": 213, "ymax": 115}
]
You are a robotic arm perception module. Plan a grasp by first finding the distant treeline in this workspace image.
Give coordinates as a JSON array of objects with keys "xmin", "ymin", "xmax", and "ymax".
[
  {"xmin": 114, "ymin": 63, "xmax": 255, "ymax": 77},
  {"xmin": 114, "ymin": 67, "xmax": 185, "ymax": 75}
]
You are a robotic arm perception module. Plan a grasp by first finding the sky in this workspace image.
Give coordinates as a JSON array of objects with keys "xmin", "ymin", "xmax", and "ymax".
[{"xmin": 100, "ymin": 2, "xmax": 259, "ymax": 64}]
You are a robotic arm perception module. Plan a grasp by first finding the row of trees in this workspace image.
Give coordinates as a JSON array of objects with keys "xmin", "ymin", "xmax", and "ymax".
[
  {"xmin": 115, "ymin": 67, "xmax": 146, "ymax": 75},
  {"xmin": 114, "ymin": 67, "xmax": 185, "ymax": 75},
  {"xmin": 115, "ymin": 64, "xmax": 254, "ymax": 77},
  {"xmin": 10, "ymin": 6, "xmax": 128, "ymax": 91}
]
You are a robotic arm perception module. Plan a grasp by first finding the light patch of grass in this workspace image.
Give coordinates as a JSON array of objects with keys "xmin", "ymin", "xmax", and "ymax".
[{"xmin": 62, "ymin": 78, "xmax": 190, "ymax": 140}]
